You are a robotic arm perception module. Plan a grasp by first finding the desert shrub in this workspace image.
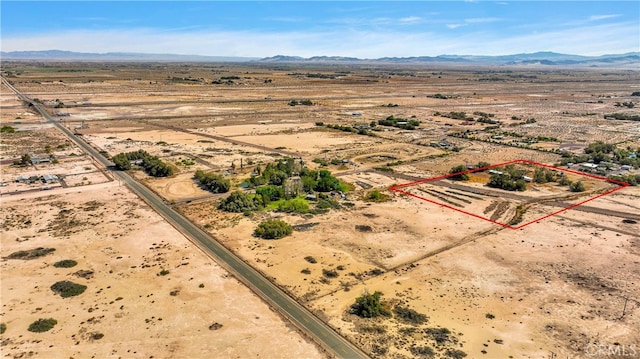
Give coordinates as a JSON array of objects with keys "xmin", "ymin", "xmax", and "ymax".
[
  {"xmin": 53, "ymin": 259, "xmax": 78, "ymax": 268},
  {"xmin": 0, "ymin": 323, "xmax": 6, "ymax": 334},
  {"xmin": 485, "ymin": 313, "xmax": 495, "ymax": 319},
  {"xmin": 7, "ymin": 247, "xmax": 55, "ymax": 260},
  {"xmin": 158, "ymin": 269, "xmax": 170, "ymax": 276},
  {"xmin": 90, "ymin": 332, "xmax": 104, "ymax": 340},
  {"xmin": 445, "ymin": 349, "xmax": 467, "ymax": 359},
  {"xmin": 409, "ymin": 346, "xmax": 435, "ymax": 357},
  {"xmin": 570, "ymin": 180, "xmax": 586, "ymax": 192},
  {"xmin": 50, "ymin": 281, "xmax": 87, "ymax": 298},
  {"xmin": 322, "ymin": 268, "xmax": 339, "ymax": 278},
  {"xmin": 351, "ymin": 291, "xmax": 389, "ymax": 318},
  {"xmin": 355, "ymin": 225, "xmax": 373, "ymax": 232},
  {"xmin": 28, "ymin": 318, "xmax": 57, "ymax": 333},
  {"xmin": 394, "ymin": 306, "xmax": 428, "ymax": 325},
  {"xmin": 425, "ymin": 327, "xmax": 452, "ymax": 344},
  {"xmin": 0, "ymin": 126, "xmax": 15, "ymax": 133},
  {"xmin": 301, "ymin": 268, "xmax": 311, "ymax": 274},
  {"xmin": 304, "ymin": 256, "xmax": 317, "ymax": 264},
  {"xmin": 254, "ymin": 219, "xmax": 293, "ymax": 239},
  {"xmin": 364, "ymin": 189, "xmax": 389, "ymax": 202}
]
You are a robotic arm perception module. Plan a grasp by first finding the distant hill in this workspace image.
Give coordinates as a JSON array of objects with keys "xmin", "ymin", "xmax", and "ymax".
[
  {"xmin": 0, "ymin": 50, "xmax": 259, "ymax": 62},
  {"xmin": 259, "ymin": 51, "xmax": 640, "ymax": 68},
  {"xmin": 1, "ymin": 50, "xmax": 638, "ymax": 67}
]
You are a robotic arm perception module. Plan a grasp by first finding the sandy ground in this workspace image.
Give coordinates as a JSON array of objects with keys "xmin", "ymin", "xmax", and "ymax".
[
  {"xmin": 0, "ymin": 183, "xmax": 324, "ymax": 359},
  {"xmin": 3, "ymin": 63, "xmax": 640, "ymax": 358}
]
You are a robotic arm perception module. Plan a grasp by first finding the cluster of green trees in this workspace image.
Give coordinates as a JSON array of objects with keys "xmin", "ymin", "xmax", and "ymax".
[
  {"xmin": 216, "ymin": 158, "xmax": 346, "ymax": 214},
  {"xmin": 325, "ymin": 123, "xmax": 375, "ymax": 136},
  {"xmin": 194, "ymin": 170, "xmax": 230, "ymax": 193},
  {"xmin": 112, "ymin": 149, "xmax": 174, "ymax": 177},
  {"xmin": 533, "ymin": 167, "xmax": 556, "ymax": 183},
  {"xmin": 254, "ymin": 219, "xmax": 293, "ymax": 239},
  {"xmin": 560, "ymin": 141, "xmax": 639, "ymax": 168},
  {"xmin": 487, "ymin": 165, "xmax": 527, "ymax": 191},
  {"xmin": 378, "ymin": 116, "xmax": 420, "ymax": 130},
  {"xmin": 449, "ymin": 165, "xmax": 470, "ymax": 181},
  {"xmin": 249, "ymin": 158, "xmax": 345, "ymax": 193},
  {"xmin": 609, "ymin": 173, "xmax": 640, "ymax": 186},
  {"xmin": 218, "ymin": 191, "xmax": 261, "ymax": 213}
]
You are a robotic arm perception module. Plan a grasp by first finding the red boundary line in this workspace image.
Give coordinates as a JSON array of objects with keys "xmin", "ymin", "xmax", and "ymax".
[{"xmin": 389, "ymin": 159, "xmax": 630, "ymax": 230}]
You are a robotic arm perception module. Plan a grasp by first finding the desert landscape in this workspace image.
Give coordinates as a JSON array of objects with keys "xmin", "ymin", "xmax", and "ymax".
[{"xmin": 2, "ymin": 61, "xmax": 640, "ymax": 358}]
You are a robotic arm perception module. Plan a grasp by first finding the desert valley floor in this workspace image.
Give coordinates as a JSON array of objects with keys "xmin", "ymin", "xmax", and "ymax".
[{"xmin": 1, "ymin": 62, "xmax": 639, "ymax": 358}]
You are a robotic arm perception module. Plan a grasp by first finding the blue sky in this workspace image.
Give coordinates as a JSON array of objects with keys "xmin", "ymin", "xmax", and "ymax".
[{"xmin": 1, "ymin": 1, "xmax": 638, "ymax": 57}]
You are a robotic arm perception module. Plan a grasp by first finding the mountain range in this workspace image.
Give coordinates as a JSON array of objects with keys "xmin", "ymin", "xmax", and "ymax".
[{"xmin": 2, "ymin": 50, "xmax": 638, "ymax": 67}]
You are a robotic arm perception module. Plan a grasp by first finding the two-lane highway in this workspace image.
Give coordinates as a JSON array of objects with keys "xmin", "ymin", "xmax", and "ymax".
[{"xmin": 1, "ymin": 77, "xmax": 368, "ymax": 359}]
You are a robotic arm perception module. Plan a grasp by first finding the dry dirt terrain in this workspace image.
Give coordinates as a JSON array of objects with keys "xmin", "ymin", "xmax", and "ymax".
[{"xmin": 2, "ymin": 62, "xmax": 639, "ymax": 358}]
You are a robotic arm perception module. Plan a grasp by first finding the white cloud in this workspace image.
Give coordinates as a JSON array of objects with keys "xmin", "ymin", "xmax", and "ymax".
[
  {"xmin": 1, "ymin": 21, "xmax": 637, "ymax": 58},
  {"xmin": 589, "ymin": 14, "xmax": 621, "ymax": 21},
  {"xmin": 464, "ymin": 17, "xmax": 502, "ymax": 24},
  {"xmin": 399, "ymin": 16, "xmax": 422, "ymax": 24}
]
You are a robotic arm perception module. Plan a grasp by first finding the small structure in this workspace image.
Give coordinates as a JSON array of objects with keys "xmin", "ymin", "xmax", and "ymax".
[
  {"xmin": 29, "ymin": 152, "xmax": 50, "ymax": 164},
  {"xmin": 488, "ymin": 170, "xmax": 503, "ymax": 175},
  {"xmin": 580, "ymin": 163, "xmax": 598, "ymax": 170},
  {"xmin": 523, "ymin": 176, "xmax": 533, "ymax": 182},
  {"xmin": 284, "ymin": 176, "xmax": 303, "ymax": 198},
  {"xmin": 621, "ymin": 165, "xmax": 632, "ymax": 171},
  {"xmin": 42, "ymin": 174, "xmax": 59, "ymax": 184}
]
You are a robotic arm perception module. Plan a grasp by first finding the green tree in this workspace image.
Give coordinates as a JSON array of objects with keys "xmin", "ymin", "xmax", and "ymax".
[
  {"xmin": 254, "ymin": 219, "xmax": 293, "ymax": 239},
  {"xmin": 20, "ymin": 153, "xmax": 31, "ymax": 165},
  {"xmin": 449, "ymin": 165, "xmax": 469, "ymax": 181},
  {"xmin": 218, "ymin": 191, "xmax": 260, "ymax": 212},
  {"xmin": 276, "ymin": 197, "xmax": 309, "ymax": 213},
  {"xmin": 315, "ymin": 170, "xmax": 341, "ymax": 192},
  {"xmin": 112, "ymin": 153, "xmax": 131, "ymax": 170},
  {"xmin": 351, "ymin": 291, "xmax": 389, "ymax": 318},
  {"xmin": 255, "ymin": 185, "xmax": 284, "ymax": 202},
  {"xmin": 194, "ymin": 170, "xmax": 230, "ymax": 193}
]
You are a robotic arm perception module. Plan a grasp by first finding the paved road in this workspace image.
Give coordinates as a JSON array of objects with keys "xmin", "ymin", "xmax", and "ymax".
[{"xmin": 2, "ymin": 77, "xmax": 368, "ymax": 359}]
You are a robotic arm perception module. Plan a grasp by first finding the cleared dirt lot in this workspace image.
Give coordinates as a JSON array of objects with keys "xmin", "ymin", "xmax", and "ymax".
[{"xmin": 2, "ymin": 62, "xmax": 639, "ymax": 358}]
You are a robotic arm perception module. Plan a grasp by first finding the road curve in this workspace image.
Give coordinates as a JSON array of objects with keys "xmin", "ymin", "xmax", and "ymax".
[{"xmin": 2, "ymin": 77, "xmax": 369, "ymax": 359}]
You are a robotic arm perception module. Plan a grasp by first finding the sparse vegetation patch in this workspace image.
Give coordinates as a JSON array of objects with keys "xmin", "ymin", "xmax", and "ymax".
[
  {"xmin": 28, "ymin": 318, "xmax": 57, "ymax": 333},
  {"xmin": 50, "ymin": 280, "xmax": 87, "ymax": 298}
]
